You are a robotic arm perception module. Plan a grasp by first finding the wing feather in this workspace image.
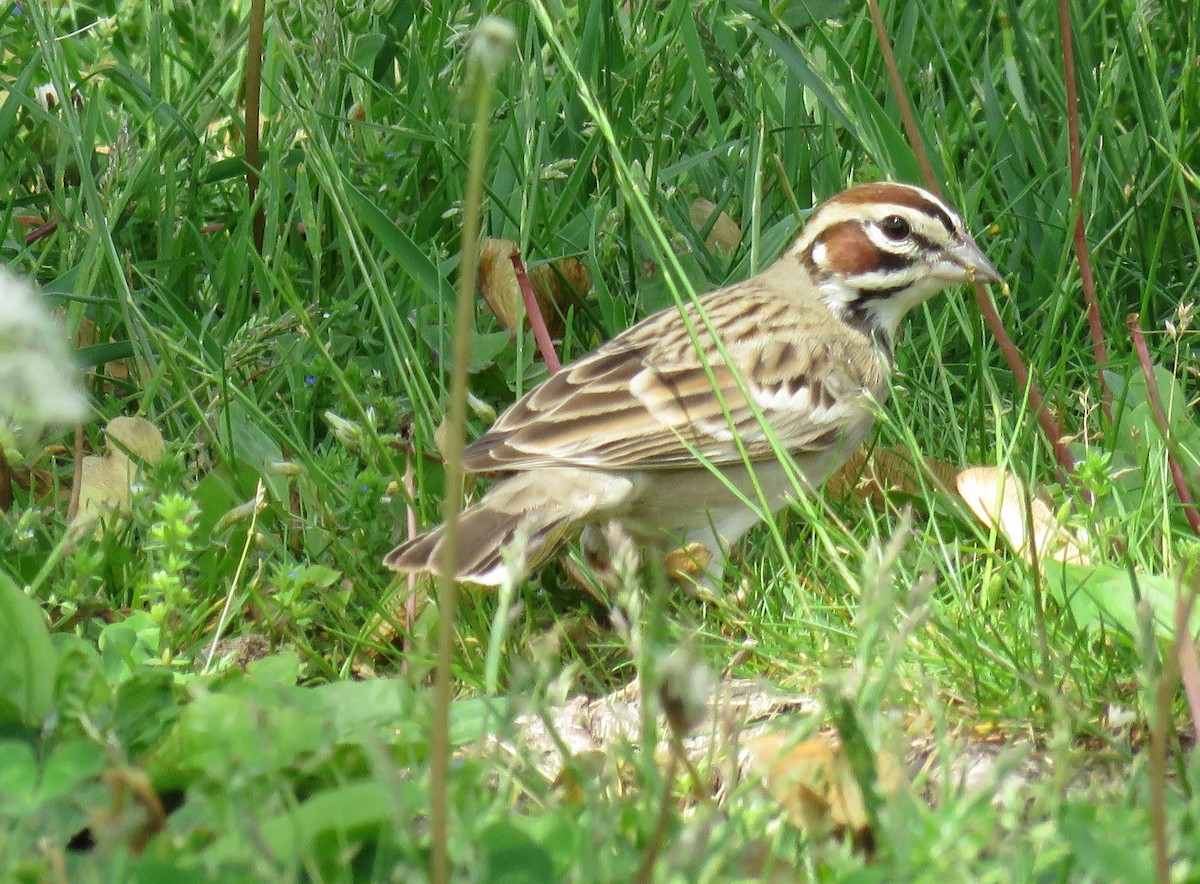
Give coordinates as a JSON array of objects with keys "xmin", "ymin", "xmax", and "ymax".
[{"xmin": 463, "ymin": 285, "xmax": 884, "ymax": 473}]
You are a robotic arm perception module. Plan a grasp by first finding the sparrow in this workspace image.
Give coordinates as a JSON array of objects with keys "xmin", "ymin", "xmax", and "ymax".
[{"xmin": 386, "ymin": 182, "xmax": 1001, "ymax": 587}]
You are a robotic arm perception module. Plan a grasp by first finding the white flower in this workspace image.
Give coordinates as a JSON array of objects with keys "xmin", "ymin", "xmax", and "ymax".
[{"xmin": 0, "ymin": 270, "xmax": 88, "ymax": 455}]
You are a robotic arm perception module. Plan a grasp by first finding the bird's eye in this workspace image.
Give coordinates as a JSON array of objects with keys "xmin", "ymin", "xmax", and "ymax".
[{"xmin": 880, "ymin": 215, "xmax": 910, "ymax": 240}]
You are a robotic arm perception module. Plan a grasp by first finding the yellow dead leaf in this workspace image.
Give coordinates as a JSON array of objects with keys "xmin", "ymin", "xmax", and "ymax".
[
  {"xmin": 74, "ymin": 416, "xmax": 165, "ymax": 529},
  {"xmin": 746, "ymin": 732, "xmax": 903, "ymax": 839},
  {"xmin": 690, "ymin": 199, "xmax": 742, "ymax": 252},
  {"xmin": 477, "ymin": 238, "xmax": 590, "ymax": 336},
  {"xmin": 956, "ymin": 466, "xmax": 1088, "ymax": 566}
]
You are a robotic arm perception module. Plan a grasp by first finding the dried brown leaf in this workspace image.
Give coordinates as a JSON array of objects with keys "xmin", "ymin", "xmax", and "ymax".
[
  {"xmin": 746, "ymin": 732, "xmax": 903, "ymax": 838},
  {"xmin": 827, "ymin": 445, "xmax": 959, "ymax": 506},
  {"xmin": 477, "ymin": 238, "xmax": 590, "ymax": 336}
]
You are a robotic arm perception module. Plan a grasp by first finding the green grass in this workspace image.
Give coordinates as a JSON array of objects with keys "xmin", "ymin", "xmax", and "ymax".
[{"xmin": 1, "ymin": 0, "xmax": 1199, "ymax": 880}]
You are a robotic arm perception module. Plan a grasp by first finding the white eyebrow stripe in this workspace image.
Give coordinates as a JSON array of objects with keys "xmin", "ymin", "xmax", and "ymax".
[{"xmin": 783, "ymin": 186, "xmax": 967, "ymax": 260}]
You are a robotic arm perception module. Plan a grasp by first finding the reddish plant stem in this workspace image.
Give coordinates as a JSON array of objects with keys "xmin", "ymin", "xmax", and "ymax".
[
  {"xmin": 865, "ymin": 0, "xmax": 937, "ymax": 189},
  {"xmin": 1176, "ymin": 581, "xmax": 1200, "ymax": 746},
  {"xmin": 244, "ymin": 0, "xmax": 266, "ymax": 255},
  {"xmin": 24, "ymin": 220, "xmax": 58, "ymax": 246},
  {"xmin": 509, "ymin": 249, "xmax": 562, "ymax": 374},
  {"xmin": 0, "ymin": 444, "xmax": 12, "ymax": 512},
  {"xmin": 866, "ymin": 0, "xmax": 1075, "ymax": 481},
  {"xmin": 975, "ymin": 281, "xmax": 1078, "ymax": 483},
  {"xmin": 1057, "ymin": 0, "xmax": 1109, "ymax": 396},
  {"xmin": 1128, "ymin": 315, "xmax": 1200, "ymax": 537}
]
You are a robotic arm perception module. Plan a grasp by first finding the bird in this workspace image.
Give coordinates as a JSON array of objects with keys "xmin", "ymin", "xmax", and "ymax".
[{"xmin": 386, "ymin": 181, "xmax": 1001, "ymax": 587}]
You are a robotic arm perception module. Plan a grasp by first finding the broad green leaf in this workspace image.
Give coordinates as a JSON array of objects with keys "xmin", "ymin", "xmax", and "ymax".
[
  {"xmin": 311, "ymin": 677, "xmax": 416, "ymax": 739},
  {"xmin": 351, "ymin": 33, "xmax": 386, "ymax": 71},
  {"xmin": 339, "ymin": 173, "xmax": 450, "ymax": 304},
  {"xmin": 1045, "ymin": 562, "xmax": 1197, "ymax": 640},
  {"xmin": 0, "ymin": 573, "xmax": 57, "ymax": 728},
  {"xmin": 1058, "ymin": 803, "xmax": 1154, "ymax": 882},
  {"xmin": 470, "ymin": 330, "xmax": 514, "ymax": 373},
  {"xmin": 211, "ymin": 400, "xmax": 288, "ymax": 503},
  {"xmin": 148, "ymin": 675, "xmax": 327, "ymax": 788},
  {"xmin": 480, "ymin": 820, "xmax": 557, "ymax": 883},
  {"xmin": 98, "ymin": 612, "xmax": 161, "ymax": 686},
  {"xmin": 0, "ymin": 740, "xmax": 38, "ymax": 812},
  {"xmin": 38, "ymin": 739, "xmax": 106, "ymax": 802},
  {"xmin": 205, "ymin": 780, "xmax": 396, "ymax": 865},
  {"xmin": 1105, "ymin": 365, "xmax": 1200, "ymax": 474},
  {"xmin": 246, "ymin": 651, "xmax": 301, "ymax": 687}
]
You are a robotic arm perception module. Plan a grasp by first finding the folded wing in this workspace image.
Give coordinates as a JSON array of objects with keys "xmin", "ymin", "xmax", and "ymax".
[{"xmin": 464, "ymin": 289, "xmax": 878, "ymax": 473}]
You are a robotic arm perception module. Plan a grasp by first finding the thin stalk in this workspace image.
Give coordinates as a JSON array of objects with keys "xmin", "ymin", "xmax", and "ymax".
[
  {"xmin": 1149, "ymin": 627, "xmax": 1176, "ymax": 884},
  {"xmin": 244, "ymin": 0, "xmax": 266, "ymax": 255},
  {"xmin": 1128, "ymin": 314, "xmax": 1200, "ymax": 537},
  {"xmin": 633, "ymin": 751, "xmax": 678, "ymax": 884},
  {"xmin": 67, "ymin": 424, "xmax": 83, "ymax": 520},
  {"xmin": 865, "ymin": 0, "xmax": 1076, "ymax": 481},
  {"xmin": 429, "ymin": 19, "xmax": 514, "ymax": 884},
  {"xmin": 403, "ymin": 457, "xmax": 418, "ymax": 672},
  {"xmin": 1057, "ymin": 0, "xmax": 1109, "ymax": 393},
  {"xmin": 1176, "ymin": 576, "xmax": 1200, "ymax": 745},
  {"xmin": 865, "ymin": 0, "xmax": 936, "ymax": 188},
  {"xmin": 509, "ymin": 249, "xmax": 562, "ymax": 373},
  {"xmin": 0, "ymin": 443, "xmax": 12, "ymax": 512}
]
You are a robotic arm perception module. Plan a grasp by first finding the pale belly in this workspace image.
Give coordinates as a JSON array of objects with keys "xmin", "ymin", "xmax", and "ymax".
[{"xmin": 613, "ymin": 429, "xmax": 867, "ymax": 550}]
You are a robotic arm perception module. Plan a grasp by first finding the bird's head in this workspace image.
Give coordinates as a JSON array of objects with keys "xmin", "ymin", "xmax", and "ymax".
[{"xmin": 789, "ymin": 182, "xmax": 1001, "ymax": 346}]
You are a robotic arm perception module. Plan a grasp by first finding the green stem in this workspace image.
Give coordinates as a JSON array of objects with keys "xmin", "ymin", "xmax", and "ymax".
[{"xmin": 430, "ymin": 20, "xmax": 511, "ymax": 883}]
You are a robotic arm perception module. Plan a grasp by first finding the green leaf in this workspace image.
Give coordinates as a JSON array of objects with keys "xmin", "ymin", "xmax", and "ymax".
[
  {"xmin": 1058, "ymin": 803, "xmax": 1155, "ymax": 882},
  {"xmin": 1045, "ymin": 562, "xmax": 1197, "ymax": 640},
  {"xmin": 480, "ymin": 820, "xmax": 557, "ymax": 883},
  {"xmin": 246, "ymin": 651, "xmax": 301, "ymax": 687},
  {"xmin": 351, "ymin": 33, "xmax": 386, "ymax": 71},
  {"xmin": 148, "ymin": 674, "xmax": 326, "ymax": 788},
  {"xmin": 1106, "ymin": 366, "xmax": 1200, "ymax": 469},
  {"xmin": 0, "ymin": 740, "xmax": 38, "ymax": 813},
  {"xmin": 745, "ymin": 22, "xmax": 857, "ymax": 135},
  {"xmin": 98, "ymin": 612, "xmax": 161, "ymax": 686},
  {"xmin": 38, "ymin": 739, "xmax": 106, "ymax": 802},
  {"xmin": 205, "ymin": 779, "xmax": 399, "ymax": 865},
  {"xmin": 75, "ymin": 340, "xmax": 136, "ymax": 370},
  {"xmin": 311, "ymin": 677, "xmax": 415, "ymax": 741},
  {"xmin": 470, "ymin": 330, "xmax": 514, "ymax": 373},
  {"xmin": 449, "ymin": 697, "xmax": 495, "ymax": 747},
  {"xmin": 0, "ymin": 573, "xmax": 57, "ymax": 728},
  {"xmin": 339, "ymin": 173, "xmax": 450, "ymax": 304},
  {"xmin": 227, "ymin": 400, "xmax": 286, "ymax": 483}
]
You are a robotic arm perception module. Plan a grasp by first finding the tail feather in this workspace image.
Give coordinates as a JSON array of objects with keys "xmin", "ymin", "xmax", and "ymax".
[{"xmin": 384, "ymin": 469, "xmax": 636, "ymax": 587}]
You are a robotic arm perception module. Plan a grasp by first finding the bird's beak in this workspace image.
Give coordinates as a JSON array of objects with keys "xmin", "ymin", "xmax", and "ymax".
[{"xmin": 941, "ymin": 234, "xmax": 1002, "ymax": 285}]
